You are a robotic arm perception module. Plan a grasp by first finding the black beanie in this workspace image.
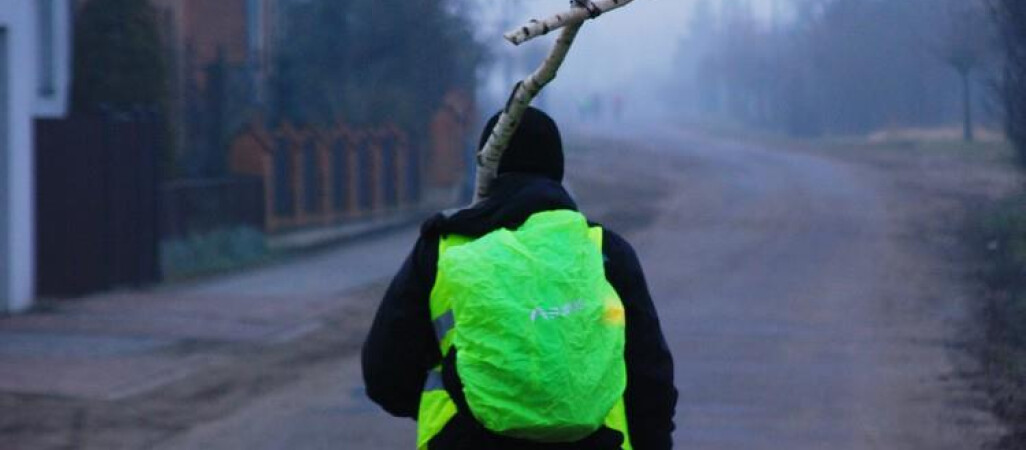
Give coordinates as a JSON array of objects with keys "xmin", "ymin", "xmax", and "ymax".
[{"xmin": 478, "ymin": 107, "xmax": 564, "ymax": 182}]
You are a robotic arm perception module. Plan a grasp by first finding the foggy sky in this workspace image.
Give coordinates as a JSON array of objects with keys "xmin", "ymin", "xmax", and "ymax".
[
  {"xmin": 475, "ymin": 0, "xmax": 778, "ymax": 120},
  {"xmin": 518, "ymin": 0, "xmax": 691, "ymax": 88}
]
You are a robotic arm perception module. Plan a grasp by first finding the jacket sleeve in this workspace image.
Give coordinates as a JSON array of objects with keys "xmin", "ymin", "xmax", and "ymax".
[
  {"xmin": 603, "ymin": 230, "xmax": 678, "ymax": 450},
  {"xmin": 361, "ymin": 234, "xmax": 442, "ymax": 419}
]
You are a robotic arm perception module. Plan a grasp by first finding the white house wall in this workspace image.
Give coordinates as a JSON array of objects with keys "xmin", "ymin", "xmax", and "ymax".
[
  {"xmin": 0, "ymin": 0, "xmax": 38, "ymax": 313},
  {"xmin": 0, "ymin": 28, "xmax": 9, "ymax": 314},
  {"xmin": 0, "ymin": 0, "xmax": 69, "ymax": 314}
]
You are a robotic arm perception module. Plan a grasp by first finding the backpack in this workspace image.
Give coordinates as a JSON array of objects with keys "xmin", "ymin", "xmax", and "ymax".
[{"xmin": 433, "ymin": 210, "xmax": 627, "ymax": 442}]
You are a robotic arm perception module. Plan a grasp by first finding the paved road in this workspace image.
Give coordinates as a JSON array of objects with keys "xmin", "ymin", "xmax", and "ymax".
[
  {"xmin": 157, "ymin": 126, "xmax": 997, "ymax": 449},
  {"xmin": 574, "ymin": 126, "xmax": 992, "ymax": 449}
]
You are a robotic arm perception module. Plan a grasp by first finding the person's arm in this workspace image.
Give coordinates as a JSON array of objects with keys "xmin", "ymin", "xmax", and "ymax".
[
  {"xmin": 361, "ymin": 235, "xmax": 441, "ymax": 419},
  {"xmin": 604, "ymin": 230, "xmax": 678, "ymax": 450}
]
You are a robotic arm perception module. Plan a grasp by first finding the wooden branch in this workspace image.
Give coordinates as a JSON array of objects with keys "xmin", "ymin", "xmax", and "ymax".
[
  {"xmin": 504, "ymin": 0, "xmax": 637, "ymax": 46},
  {"xmin": 472, "ymin": 0, "xmax": 639, "ymax": 202},
  {"xmin": 473, "ymin": 21, "xmax": 584, "ymax": 202}
]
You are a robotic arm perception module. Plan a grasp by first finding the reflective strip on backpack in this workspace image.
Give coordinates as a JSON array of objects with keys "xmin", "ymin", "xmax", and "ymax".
[
  {"xmin": 433, "ymin": 310, "xmax": 455, "ymax": 354},
  {"xmin": 589, "ymin": 226, "xmax": 603, "ymax": 248},
  {"xmin": 424, "ymin": 370, "xmax": 445, "ymax": 391},
  {"xmin": 417, "ymin": 369, "xmax": 457, "ymax": 450},
  {"xmin": 433, "ymin": 310, "xmax": 455, "ymax": 339},
  {"xmin": 604, "ymin": 397, "xmax": 633, "ymax": 450}
]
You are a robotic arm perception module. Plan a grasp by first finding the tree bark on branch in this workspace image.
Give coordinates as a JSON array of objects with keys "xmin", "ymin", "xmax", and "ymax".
[
  {"xmin": 473, "ymin": 0, "xmax": 638, "ymax": 202},
  {"xmin": 473, "ymin": 21, "xmax": 583, "ymax": 202},
  {"xmin": 504, "ymin": 0, "xmax": 637, "ymax": 45}
]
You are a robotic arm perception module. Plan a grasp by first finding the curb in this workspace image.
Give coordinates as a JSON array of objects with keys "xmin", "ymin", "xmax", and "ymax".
[{"xmin": 266, "ymin": 208, "xmax": 433, "ymax": 253}]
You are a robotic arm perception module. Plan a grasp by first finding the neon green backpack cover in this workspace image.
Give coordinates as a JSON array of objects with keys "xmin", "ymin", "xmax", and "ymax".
[{"xmin": 434, "ymin": 210, "xmax": 627, "ymax": 442}]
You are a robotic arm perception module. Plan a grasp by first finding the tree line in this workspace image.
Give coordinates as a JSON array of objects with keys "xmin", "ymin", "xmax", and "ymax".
[
  {"xmin": 673, "ymin": 0, "xmax": 997, "ymax": 140},
  {"xmin": 271, "ymin": 0, "xmax": 483, "ymax": 131},
  {"xmin": 71, "ymin": 0, "xmax": 485, "ymax": 179}
]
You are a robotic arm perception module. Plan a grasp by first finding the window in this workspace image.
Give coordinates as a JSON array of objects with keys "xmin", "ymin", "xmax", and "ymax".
[{"xmin": 37, "ymin": 0, "xmax": 55, "ymax": 97}]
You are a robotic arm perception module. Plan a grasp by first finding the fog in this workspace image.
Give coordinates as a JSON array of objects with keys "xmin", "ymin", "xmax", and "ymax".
[
  {"xmin": 475, "ymin": 0, "xmax": 999, "ymax": 137},
  {"xmin": 474, "ymin": 0, "xmax": 781, "ymax": 123},
  {"xmin": 497, "ymin": 0, "xmax": 780, "ymax": 84}
]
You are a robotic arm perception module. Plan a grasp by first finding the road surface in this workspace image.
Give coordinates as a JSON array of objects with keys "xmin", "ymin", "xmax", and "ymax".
[{"xmin": 156, "ymin": 126, "xmax": 999, "ymax": 449}]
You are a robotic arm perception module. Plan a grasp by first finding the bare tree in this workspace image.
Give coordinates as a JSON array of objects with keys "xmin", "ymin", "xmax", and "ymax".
[
  {"xmin": 680, "ymin": 0, "xmax": 997, "ymax": 138},
  {"xmin": 938, "ymin": 1, "xmax": 991, "ymax": 142}
]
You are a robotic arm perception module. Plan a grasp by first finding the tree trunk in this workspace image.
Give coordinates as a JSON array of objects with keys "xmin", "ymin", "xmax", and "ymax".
[{"xmin": 962, "ymin": 69, "xmax": 974, "ymax": 142}]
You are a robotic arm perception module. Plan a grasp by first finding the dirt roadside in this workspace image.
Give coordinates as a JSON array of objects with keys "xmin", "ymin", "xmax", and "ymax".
[
  {"xmin": 0, "ymin": 285, "xmax": 383, "ymax": 450},
  {"xmin": 752, "ymin": 135, "xmax": 1025, "ymax": 448}
]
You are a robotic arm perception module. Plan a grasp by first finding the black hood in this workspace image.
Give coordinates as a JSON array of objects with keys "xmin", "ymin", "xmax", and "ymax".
[
  {"xmin": 480, "ymin": 107, "xmax": 565, "ymax": 183},
  {"xmin": 423, "ymin": 173, "xmax": 577, "ymax": 238}
]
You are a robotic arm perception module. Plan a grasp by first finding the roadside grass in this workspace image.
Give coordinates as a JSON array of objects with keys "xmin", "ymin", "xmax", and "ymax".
[
  {"xmin": 978, "ymin": 192, "xmax": 1026, "ymax": 442},
  {"xmin": 683, "ymin": 117, "xmax": 1017, "ymax": 164},
  {"xmin": 807, "ymin": 138, "xmax": 1017, "ymax": 163},
  {"xmin": 160, "ymin": 227, "xmax": 270, "ymax": 281}
]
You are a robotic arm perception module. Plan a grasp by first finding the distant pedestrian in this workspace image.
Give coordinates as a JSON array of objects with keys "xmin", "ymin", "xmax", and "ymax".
[
  {"xmin": 362, "ymin": 107, "xmax": 677, "ymax": 449},
  {"xmin": 592, "ymin": 93, "xmax": 605, "ymax": 121}
]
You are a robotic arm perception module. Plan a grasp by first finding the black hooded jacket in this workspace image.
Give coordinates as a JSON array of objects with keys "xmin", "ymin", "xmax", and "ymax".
[{"xmin": 362, "ymin": 174, "xmax": 677, "ymax": 449}]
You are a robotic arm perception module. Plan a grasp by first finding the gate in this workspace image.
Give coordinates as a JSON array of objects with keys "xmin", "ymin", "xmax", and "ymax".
[{"xmin": 35, "ymin": 113, "xmax": 161, "ymax": 297}]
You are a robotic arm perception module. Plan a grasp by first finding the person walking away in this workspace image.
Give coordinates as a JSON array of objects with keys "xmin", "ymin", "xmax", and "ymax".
[{"xmin": 362, "ymin": 107, "xmax": 677, "ymax": 449}]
